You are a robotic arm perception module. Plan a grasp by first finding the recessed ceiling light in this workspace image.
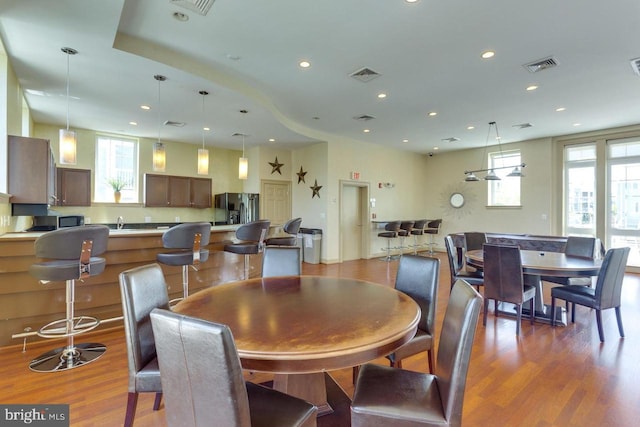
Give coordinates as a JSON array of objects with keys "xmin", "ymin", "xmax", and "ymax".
[
  {"xmin": 363, "ymin": 129, "xmax": 370, "ymax": 133},
  {"xmin": 573, "ymin": 123, "xmax": 581, "ymax": 127},
  {"xmin": 172, "ymin": 11, "xmax": 189, "ymax": 22},
  {"xmin": 377, "ymin": 93, "xmax": 387, "ymax": 99},
  {"xmin": 269, "ymin": 138, "xmax": 276, "ymax": 142},
  {"xmin": 428, "ymin": 111, "xmax": 437, "ymax": 117},
  {"xmin": 203, "ymin": 127, "xmax": 210, "ymax": 131},
  {"xmin": 556, "ymin": 107, "xmax": 566, "ymax": 112},
  {"xmin": 402, "ymin": 139, "xmax": 409, "ymax": 143},
  {"xmin": 405, "ymin": 0, "xmax": 419, "ymax": 3},
  {"xmin": 299, "ymin": 60, "xmax": 311, "ymax": 68},
  {"xmin": 526, "ymin": 85, "xmax": 538, "ymax": 91},
  {"xmin": 481, "ymin": 50, "xmax": 495, "ymax": 59},
  {"xmin": 129, "ymin": 121, "xmax": 137, "ymax": 126},
  {"xmin": 467, "ymin": 125, "xmax": 475, "ymax": 130},
  {"xmin": 433, "ymin": 147, "xmax": 439, "ymax": 150},
  {"xmin": 141, "ymin": 105, "xmax": 151, "ymax": 110}
]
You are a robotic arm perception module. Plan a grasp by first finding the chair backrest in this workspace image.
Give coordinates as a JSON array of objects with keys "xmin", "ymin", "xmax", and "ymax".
[
  {"xmin": 236, "ymin": 220, "xmax": 271, "ymax": 243},
  {"xmin": 399, "ymin": 221, "xmax": 415, "ymax": 234},
  {"xmin": 395, "ymin": 255, "xmax": 440, "ymax": 335},
  {"xmin": 119, "ymin": 264, "xmax": 170, "ymax": 392},
  {"xmin": 594, "ymin": 247, "xmax": 630, "ymax": 310},
  {"xmin": 463, "ymin": 232, "xmax": 487, "ymax": 252},
  {"xmin": 564, "ymin": 236, "xmax": 596, "ymax": 259},
  {"xmin": 162, "ymin": 222, "xmax": 211, "ymax": 249},
  {"xmin": 282, "ymin": 217, "xmax": 302, "ymax": 235},
  {"xmin": 483, "ymin": 244, "xmax": 525, "ymax": 304},
  {"xmin": 435, "ymin": 280, "xmax": 482, "ymax": 425},
  {"xmin": 427, "ymin": 219, "xmax": 442, "ymax": 230},
  {"xmin": 262, "ymin": 246, "xmax": 301, "ymax": 277},
  {"xmin": 444, "ymin": 235, "xmax": 462, "ymax": 285},
  {"xmin": 384, "ymin": 220, "xmax": 401, "ymax": 232},
  {"xmin": 34, "ymin": 224, "xmax": 110, "ymax": 259},
  {"xmin": 150, "ymin": 309, "xmax": 251, "ymax": 427},
  {"xmin": 413, "ymin": 219, "xmax": 428, "ymax": 230}
]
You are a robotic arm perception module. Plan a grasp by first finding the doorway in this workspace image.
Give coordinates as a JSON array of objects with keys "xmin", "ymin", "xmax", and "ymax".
[{"xmin": 340, "ymin": 181, "xmax": 370, "ymax": 262}]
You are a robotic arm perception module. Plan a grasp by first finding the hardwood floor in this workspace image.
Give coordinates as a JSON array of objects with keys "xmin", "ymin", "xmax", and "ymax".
[{"xmin": 2, "ymin": 253, "xmax": 639, "ymax": 426}]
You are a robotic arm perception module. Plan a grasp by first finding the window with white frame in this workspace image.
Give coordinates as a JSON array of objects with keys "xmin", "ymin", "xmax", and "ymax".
[
  {"xmin": 564, "ymin": 144, "xmax": 596, "ymax": 236},
  {"xmin": 94, "ymin": 135, "xmax": 139, "ymax": 203},
  {"xmin": 487, "ymin": 150, "xmax": 522, "ymax": 206}
]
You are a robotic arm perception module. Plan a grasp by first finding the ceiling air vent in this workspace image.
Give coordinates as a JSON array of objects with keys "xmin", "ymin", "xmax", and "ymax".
[
  {"xmin": 512, "ymin": 123, "xmax": 533, "ymax": 129},
  {"xmin": 523, "ymin": 56, "xmax": 558, "ymax": 73},
  {"xmin": 164, "ymin": 120, "xmax": 186, "ymax": 127},
  {"xmin": 349, "ymin": 67, "xmax": 381, "ymax": 83},
  {"xmin": 170, "ymin": 0, "xmax": 216, "ymax": 16},
  {"xmin": 630, "ymin": 58, "xmax": 640, "ymax": 76},
  {"xmin": 353, "ymin": 114, "xmax": 375, "ymax": 121},
  {"xmin": 231, "ymin": 132, "xmax": 248, "ymax": 137},
  {"xmin": 441, "ymin": 137, "xmax": 460, "ymax": 143}
]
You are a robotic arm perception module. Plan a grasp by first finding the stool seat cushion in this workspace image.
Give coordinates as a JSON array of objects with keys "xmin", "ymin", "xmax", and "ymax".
[
  {"xmin": 378, "ymin": 231, "xmax": 397, "ymax": 238},
  {"xmin": 411, "ymin": 229, "xmax": 424, "ymax": 235},
  {"xmin": 264, "ymin": 236, "xmax": 296, "ymax": 246},
  {"xmin": 156, "ymin": 250, "xmax": 210, "ymax": 267},
  {"xmin": 398, "ymin": 230, "xmax": 409, "ymax": 237},
  {"xmin": 29, "ymin": 257, "xmax": 106, "ymax": 282},
  {"xmin": 224, "ymin": 243, "xmax": 260, "ymax": 255}
]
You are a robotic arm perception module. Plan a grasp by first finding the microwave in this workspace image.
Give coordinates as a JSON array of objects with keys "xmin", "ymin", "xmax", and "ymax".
[{"xmin": 32, "ymin": 215, "xmax": 84, "ymax": 231}]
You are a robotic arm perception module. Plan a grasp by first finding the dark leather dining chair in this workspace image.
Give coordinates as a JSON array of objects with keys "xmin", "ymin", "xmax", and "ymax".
[
  {"xmin": 463, "ymin": 231, "xmax": 487, "ymax": 271},
  {"xmin": 351, "ymin": 280, "xmax": 482, "ymax": 427},
  {"xmin": 542, "ymin": 236, "xmax": 596, "ymax": 287},
  {"xmin": 264, "ymin": 217, "xmax": 302, "ymax": 246},
  {"xmin": 483, "ymin": 244, "xmax": 536, "ymax": 335},
  {"xmin": 386, "ymin": 255, "xmax": 440, "ymax": 373},
  {"xmin": 550, "ymin": 247, "xmax": 630, "ymax": 342},
  {"xmin": 119, "ymin": 263, "xmax": 169, "ymax": 427},
  {"xmin": 445, "ymin": 235, "xmax": 483, "ymax": 292},
  {"xmin": 149, "ymin": 308, "xmax": 317, "ymax": 427},
  {"xmin": 261, "ymin": 246, "xmax": 301, "ymax": 277}
]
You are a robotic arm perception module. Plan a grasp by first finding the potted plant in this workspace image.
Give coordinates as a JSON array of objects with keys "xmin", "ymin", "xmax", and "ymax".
[{"xmin": 107, "ymin": 177, "xmax": 127, "ymax": 203}]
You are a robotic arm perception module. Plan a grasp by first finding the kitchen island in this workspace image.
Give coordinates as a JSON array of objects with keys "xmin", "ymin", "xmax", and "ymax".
[{"xmin": 0, "ymin": 225, "xmax": 269, "ymax": 348}]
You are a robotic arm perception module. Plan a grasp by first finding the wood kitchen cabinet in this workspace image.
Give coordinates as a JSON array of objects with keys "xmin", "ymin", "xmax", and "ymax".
[
  {"xmin": 144, "ymin": 174, "xmax": 211, "ymax": 208},
  {"xmin": 8, "ymin": 135, "xmax": 56, "ymax": 204},
  {"xmin": 56, "ymin": 168, "xmax": 91, "ymax": 206}
]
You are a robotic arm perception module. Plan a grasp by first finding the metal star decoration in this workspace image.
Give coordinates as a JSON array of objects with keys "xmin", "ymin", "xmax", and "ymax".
[
  {"xmin": 310, "ymin": 179, "xmax": 322, "ymax": 198},
  {"xmin": 297, "ymin": 166, "xmax": 307, "ymax": 183},
  {"xmin": 269, "ymin": 156, "xmax": 284, "ymax": 175}
]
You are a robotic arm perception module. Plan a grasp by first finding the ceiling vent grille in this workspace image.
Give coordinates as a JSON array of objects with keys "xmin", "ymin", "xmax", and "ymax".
[
  {"xmin": 232, "ymin": 132, "xmax": 248, "ymax": 137},
  {"xmin": 170, "ymin": 0, "xmax": 215, "ymax": 16},
  {"xmin": 349, "ymin": 67, "xmax": 381, "ymax": 82},
  {"xmin": 353, "ymin": 114, "xmax": 375, "ymax": 121},
  {"xmin": 630, "ymin": 58, "xmax": 640, "ymax": 76},
  {"xmin": 512, "ymin": 123, "xmax": 533, "ymax": 129},
  {"xmin": 164, "ymin": 120, "xmax": 186, "ymax": 127},
  {"xmin": 523, "ymin": 56, "xmax": 558, "ymax": 73},
  {"xmin": 441, "ymin": 137, "xmax": 460, "ymax": 143}
]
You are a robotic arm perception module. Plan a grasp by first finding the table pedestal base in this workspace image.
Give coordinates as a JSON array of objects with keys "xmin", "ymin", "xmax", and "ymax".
[
  {"xmin": 274, "ymin": 372, "xmax": 333, "ymax": 416},
  {"xmin": 496, "ymin": 302, "xmax": 567, "ymax": 326}
]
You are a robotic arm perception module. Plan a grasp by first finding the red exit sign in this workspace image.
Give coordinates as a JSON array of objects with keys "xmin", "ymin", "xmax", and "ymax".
[{"xmin": 351, "ymin": 171, "xmax": 360, "ymax": 180}]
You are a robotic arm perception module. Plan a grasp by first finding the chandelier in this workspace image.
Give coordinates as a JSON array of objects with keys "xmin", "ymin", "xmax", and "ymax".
[{"xmin": 464, "ymin": 121, "xmax": 525, "ymax": 182}]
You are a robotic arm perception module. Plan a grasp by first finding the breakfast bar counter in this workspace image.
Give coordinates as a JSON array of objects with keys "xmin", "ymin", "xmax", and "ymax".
[{"xmin": 0, "ymin": 225, "xmax": 264, "ymax": 348}]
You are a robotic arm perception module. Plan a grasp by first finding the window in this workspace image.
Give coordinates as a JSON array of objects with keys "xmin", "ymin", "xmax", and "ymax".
[
  {"xmin": 564, "ymin": 144, "xmax": 596, "ymax": 236},
  {"xmin": 94, "ymin": 135, "xmax": 139, "ymax": 203},
  {"xmin": 487, "ymin": 150, "xmax": 522, "ymax": 206}
]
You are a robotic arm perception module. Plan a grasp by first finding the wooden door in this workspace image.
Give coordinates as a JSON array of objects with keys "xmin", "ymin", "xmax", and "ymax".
[
  {"xmin": 261, "ymin": 181, "xmax": 291, "ymax": 225},
  {"xmin": 341, "ymin": 185, "xmax": 362, "ymax": 261}
]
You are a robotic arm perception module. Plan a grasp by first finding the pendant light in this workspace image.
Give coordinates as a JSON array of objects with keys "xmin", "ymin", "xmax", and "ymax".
[
  {"xmin": 238, "ymin": 134, "xmax": 248, "ymax": 180},
  {"xmin": 197, "ymin": 90, "xmax": 209, "ymax": 175},
  {"xmin": 153, "ymin": 74, "xmax": 167, "ymax": 172},
  {"xmin": 464, "ymin": 121, "xmax": 526, "ymax": 181},
  {"xmin": 59, "ymin": 47, "xmax": 78, "ymax": 165}
]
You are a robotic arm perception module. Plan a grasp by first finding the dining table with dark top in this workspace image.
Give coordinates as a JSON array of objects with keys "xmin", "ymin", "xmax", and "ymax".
[
  {"xmin": 173, "ymin": 275, "xmax": 420, "ymax": 417},
  {"xmin": 466, "ymin": 249, "xmax": 602, "ymax": 324}
]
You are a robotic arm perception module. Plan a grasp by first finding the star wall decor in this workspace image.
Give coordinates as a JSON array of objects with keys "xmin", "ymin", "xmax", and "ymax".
[
  {"xmin": 297, "ymin": 166, "xmax": 307, "ymax": 183},
  {"xmin": 269, "ymin": 156, "xmax": 284, "ymax": 175},
  {"xmin": 310, "ymin": 179, "xmax": 322, "ymax": 198}
]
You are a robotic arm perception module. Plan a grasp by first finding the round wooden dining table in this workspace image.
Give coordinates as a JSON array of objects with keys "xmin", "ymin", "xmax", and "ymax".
[
  {"xmin": 173, "ymin": 275, "xmax": 420, "ymax": 416},
  {"xmin": 466, "ymin": 249, "xmax": 602, "ymax": 323}
]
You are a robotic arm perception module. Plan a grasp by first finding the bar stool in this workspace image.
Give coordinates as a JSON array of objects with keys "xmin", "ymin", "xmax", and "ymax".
[
  {"xmin": 224, "ymin": 220, "xmax": 271, "ymax": 279},
  {"xmin": 264, "ymin": 217, "xmax": 302, "ymax": 246},
  {"xmin": 410, "ymin": 219, "xmax": 428, "ymax": 255},
  {"xmin": 378, "ymin": 220, "xmax": 401, "ymax": 261},
  {"xmin": 28, "ymin": 225, "xmax": 110, "ymax": 372},
  {"xmin": 424, "ymin": 219, "xmax": 442, "ymax": 255},
  {"xmin": 398, "ymin": 221, "xmax": 415, "ymax": 257},
  {"xmin": 156, "ymin": 222, "xmax": 211, "ymax": 304}
]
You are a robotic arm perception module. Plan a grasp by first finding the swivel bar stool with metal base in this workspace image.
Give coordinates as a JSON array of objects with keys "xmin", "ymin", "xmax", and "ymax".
[
  {"xmin": 397, "ymin": 220, "xmax": 415, "ymax": 258},
  {"xmin": 410, "ymin": 219, "xmax": 428, "ymax": 255},
  {"xmin": 156, "ymin": 222, "xmax": 211, "ymax": 304},
  {"xmin": 264, "ymin": 217, "xmax": 302, "ymax": 246},
  {"xmin": 378, "ymin": 220, "xmax": 401, "ymax": 261},
  {"xmin": 424, "ymin": 219, "xmax": 442, "ymax": 255},
  {"xmin": 224, "ymin": 220, "xmax": 271, "ymax": 279},
  {"xmin": 28, "ymin": 225, "xmax": 110, "ymax": 372}
]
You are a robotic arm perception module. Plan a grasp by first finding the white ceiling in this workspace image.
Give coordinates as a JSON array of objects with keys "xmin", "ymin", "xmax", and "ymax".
[{"xmin": 1, "ymin": 0, "xmax": 640, "ymax": 154}]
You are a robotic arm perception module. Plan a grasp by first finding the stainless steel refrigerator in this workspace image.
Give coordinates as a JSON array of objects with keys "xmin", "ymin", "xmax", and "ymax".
[{"xmin": 214, "ymin": 192, "xmax": 260, "ymax": 225}]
